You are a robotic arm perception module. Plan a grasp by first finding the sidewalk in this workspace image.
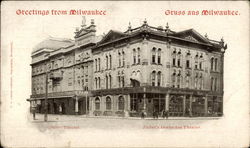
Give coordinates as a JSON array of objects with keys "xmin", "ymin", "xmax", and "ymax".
[{"xmin": 30, "ymin": 113, "xmax": 222, "ymax": 122}]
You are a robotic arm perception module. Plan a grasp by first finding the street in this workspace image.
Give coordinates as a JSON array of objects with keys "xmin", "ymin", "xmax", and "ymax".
[{"xmin": 29, "ymin": 113, "xmax": 220, "ymax": 131}]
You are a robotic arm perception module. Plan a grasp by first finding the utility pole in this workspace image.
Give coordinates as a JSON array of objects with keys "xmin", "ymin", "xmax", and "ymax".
[{"xmin": 44, "ymin": 70, "xmax": 48, "ymax": 121}]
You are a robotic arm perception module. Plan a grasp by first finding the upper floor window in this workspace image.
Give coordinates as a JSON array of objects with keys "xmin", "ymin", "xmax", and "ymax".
[
  {"xmin": 122, "ymin": 51, "xmax": 125, "ymax": 67},
  {"xmin": 158, "ymin": 48, "xmax": 161, "ymax": 64},
  {"xmin": 95, "ymin": 59, "xmax": 97, "ymax": 72},
  {"xmin": 106, "ymin": 55, "xmax": 108, "ymax": 70},
  {"xmin": 211, "ymin": 57, "xmax": 214, "ymax": 71},
  {"xmin": 137, "ymin": 48, "xmax": 141, "ymax": 64},
  {"xmin": 98, "ymin": 58, "xmax": 101, "ymax": 71},
  {"xmin": 98, "ymin": 77, "xmax": 101, "ymax": 89},
  {"xmin": 106, "ymin": 75, "xmax": 109, "ymax": 89},
  {"xmin": 109, "ymin": 54, "xmax": 112, "ymax": 69},
  {"xmin": 133, "ymin": 49, "xmax": 136, "ymax": 64},
  {"xmin": 152, "ymin": 47, "xmax": 156, "ymax": 64},
  {"xmin": 214, "ymin": 58, "xmax": 218, "ymax": 71},
  {"xmin": 109, "ymin": 75, "xmax": 112, "ymax": 88},
  {"xmin": 118, "ymin": 52, "xmax": 121, "ymax": 67},
  {"xmin": 151, "ymin": 71, "xmax": 156, "ymax": 86},
  {"xmin": 157, "ymin": 71, "xmax": 161, "ymax": 86}
]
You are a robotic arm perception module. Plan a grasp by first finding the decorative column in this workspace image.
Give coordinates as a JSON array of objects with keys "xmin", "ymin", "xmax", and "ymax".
[
  {"xmin": 189, "ymin": 94, "xmax": 193, "ymax": 117},
  {"xmin": 165, "ymin": 93, "xmax": 170, "ymax": 111},
  {"xmin": 183, "ymin": 95, "xmax": 186, "ymax": 116},
  {"xmin": 204, "ymin": 95, "xmax": 208, "ymax": 116},
  {"xmin": 127, "ymin": 94, "xmax": 131, "ymax": 111}
]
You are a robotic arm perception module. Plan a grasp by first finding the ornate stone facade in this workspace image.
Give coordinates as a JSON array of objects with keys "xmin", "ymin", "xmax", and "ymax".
[{"xmin": 28, "ymin": 18, "xmax": 227, "ymax": 117}]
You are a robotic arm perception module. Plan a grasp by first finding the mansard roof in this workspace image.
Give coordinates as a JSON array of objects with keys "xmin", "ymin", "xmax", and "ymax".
[{"xmin": 32, "ymin": 37, "xmax": 74, "ymax": 54}]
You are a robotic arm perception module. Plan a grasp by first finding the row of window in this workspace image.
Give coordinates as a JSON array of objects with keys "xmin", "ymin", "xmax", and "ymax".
[
  {"xmin": 133, "ymin": 48, "xmax": 141, "ymax": 65},
  {"xmin": 95, "ymin": 96, "xmax": 125, "ymax": 110},
  {"xmin": 152, "ymin": 47, "xmax": 161, "ymax": 64},
  {"xmin": 151, "ymin": 71, "xmax": 162, "ymax": 86}
]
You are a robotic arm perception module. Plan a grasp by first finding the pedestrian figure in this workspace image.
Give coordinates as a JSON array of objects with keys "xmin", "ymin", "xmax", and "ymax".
[
  {"xmin": 153, "ymin": 110, "xmax": 156, "ymax": 119},
  {"xmin": 59, "ymin": 104, "xmax": 62, "ymax": 114},
  {"xmin": 141, "ymin": 111, "xmax": 145, "ymax": 119},
  {"xmin": 188, "ymin": 107, "xmax": 192, "ymax": 117},
  {"xmin": 32, "ymin": 107, "xmax": 36, "ymax": 120}
]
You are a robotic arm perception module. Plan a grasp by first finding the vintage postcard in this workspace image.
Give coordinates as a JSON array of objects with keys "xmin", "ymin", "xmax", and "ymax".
[{"xmin": 1, "ymin": 1, "xmax": 249, "ymax": 147}]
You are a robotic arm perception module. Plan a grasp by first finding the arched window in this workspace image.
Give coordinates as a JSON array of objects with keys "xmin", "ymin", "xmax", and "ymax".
[
  {"xmin": 152, "ymin": 71, "xmax": 156, "ymax": 86},
  {"xmin": 158, "ymin": 48, "xmax": 161, "ymax": 64},
  {"xmin": 214, "ymin": 58, "xmax": 218, "ymax": 71},
  {"xmin": 177, "ymin": 73, "xmax": 181, "ymax": 88},
  {"xmin": 109, "ymin": 54, "xmax": 112, "ymax": 69},
  {"xmin": 211, "ymin": 77, "xmax": 214, "ymax": 91},
  {"xmin": 211, "ymin": 57, "xmax": 214, "ymax": 71},
  {"xmin": 137, "ymin": 48, "xmax": 141, "ymax": 64},
  {"xmin": 121, "ymin": 76, "xmax": 125, "ymax": 88},
  {"xmin": 157, "ymin": 71, "xmax": 161, "ymax": 86},
  {"xmin": 172, "ymin": 71, "xmax": 176, "ymax": 87},
  {"xmin": 98, "ymin": 77, "xmax": 101, "ymax": 89},
  {"xmin": 109, "ymin": 75, "xmax": 112, "ymax": 88},
  {"xmin": 199, "ymin": 74, "xmax": 203, "ymax": 90},
  {"xmin": 118, "ymin": 52, "xmax": 121, "ymax": 67},
  {"xmin": 106, "ymin": 75, "xmax": 108, "ymax": 89},
  {"xmin": 95, "ymin": 98, "xmax": 100, "ymax": 110},
  {"xmin": 122, "ymin": 51, "xmax": 125, "ymax": 67},
  {"xmin": 95, "ymin": 77, "xmax": 98, "ymax": 89},
  {"xmin": 106, "ymin": 97, "xmax": 112, "ymax": 110},
  {"xmin": 118, "ymin": 96, "xmax": 125, "ymax": 110},
  {"xmin": 106, "ymin": 55, "xmax": 108, "ymax": 70},
  {"xmin": 98, "ymin": 58, "xmax": 101, "ymax": 71},
  {"xmin": 95, "ymin": 59, "xmax": 97, "ymax": 72},
  {"xmin": 214, "ymin": 77, "xmax": 217, "ymax": 91},
  {"xmin": 152, "ymin": 47, "xmax": 156, "ymax": 64},
  {"xmin": 195, "ymin": 73, "xmax": 198, "ymax": 89},
  {"xmin": 133, "ymin": 49, "xmax": 136, "ymax": 64}
]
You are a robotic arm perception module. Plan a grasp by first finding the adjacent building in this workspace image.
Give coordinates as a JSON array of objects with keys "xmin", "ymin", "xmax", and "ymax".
[{"xmin": 28, "ymin": 18, "xmax": 227, "ymax": 117}]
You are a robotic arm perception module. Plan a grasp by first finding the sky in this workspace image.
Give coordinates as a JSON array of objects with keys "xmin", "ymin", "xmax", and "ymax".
[{"xmin": 1, "ymin": 1, "xmax": 249, "ymax": 147}]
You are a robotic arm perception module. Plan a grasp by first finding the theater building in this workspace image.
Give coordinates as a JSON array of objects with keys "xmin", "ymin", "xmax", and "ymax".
[{"xmin": 28, "ymin": 18, "xmax": 227, "ymax": 117}]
